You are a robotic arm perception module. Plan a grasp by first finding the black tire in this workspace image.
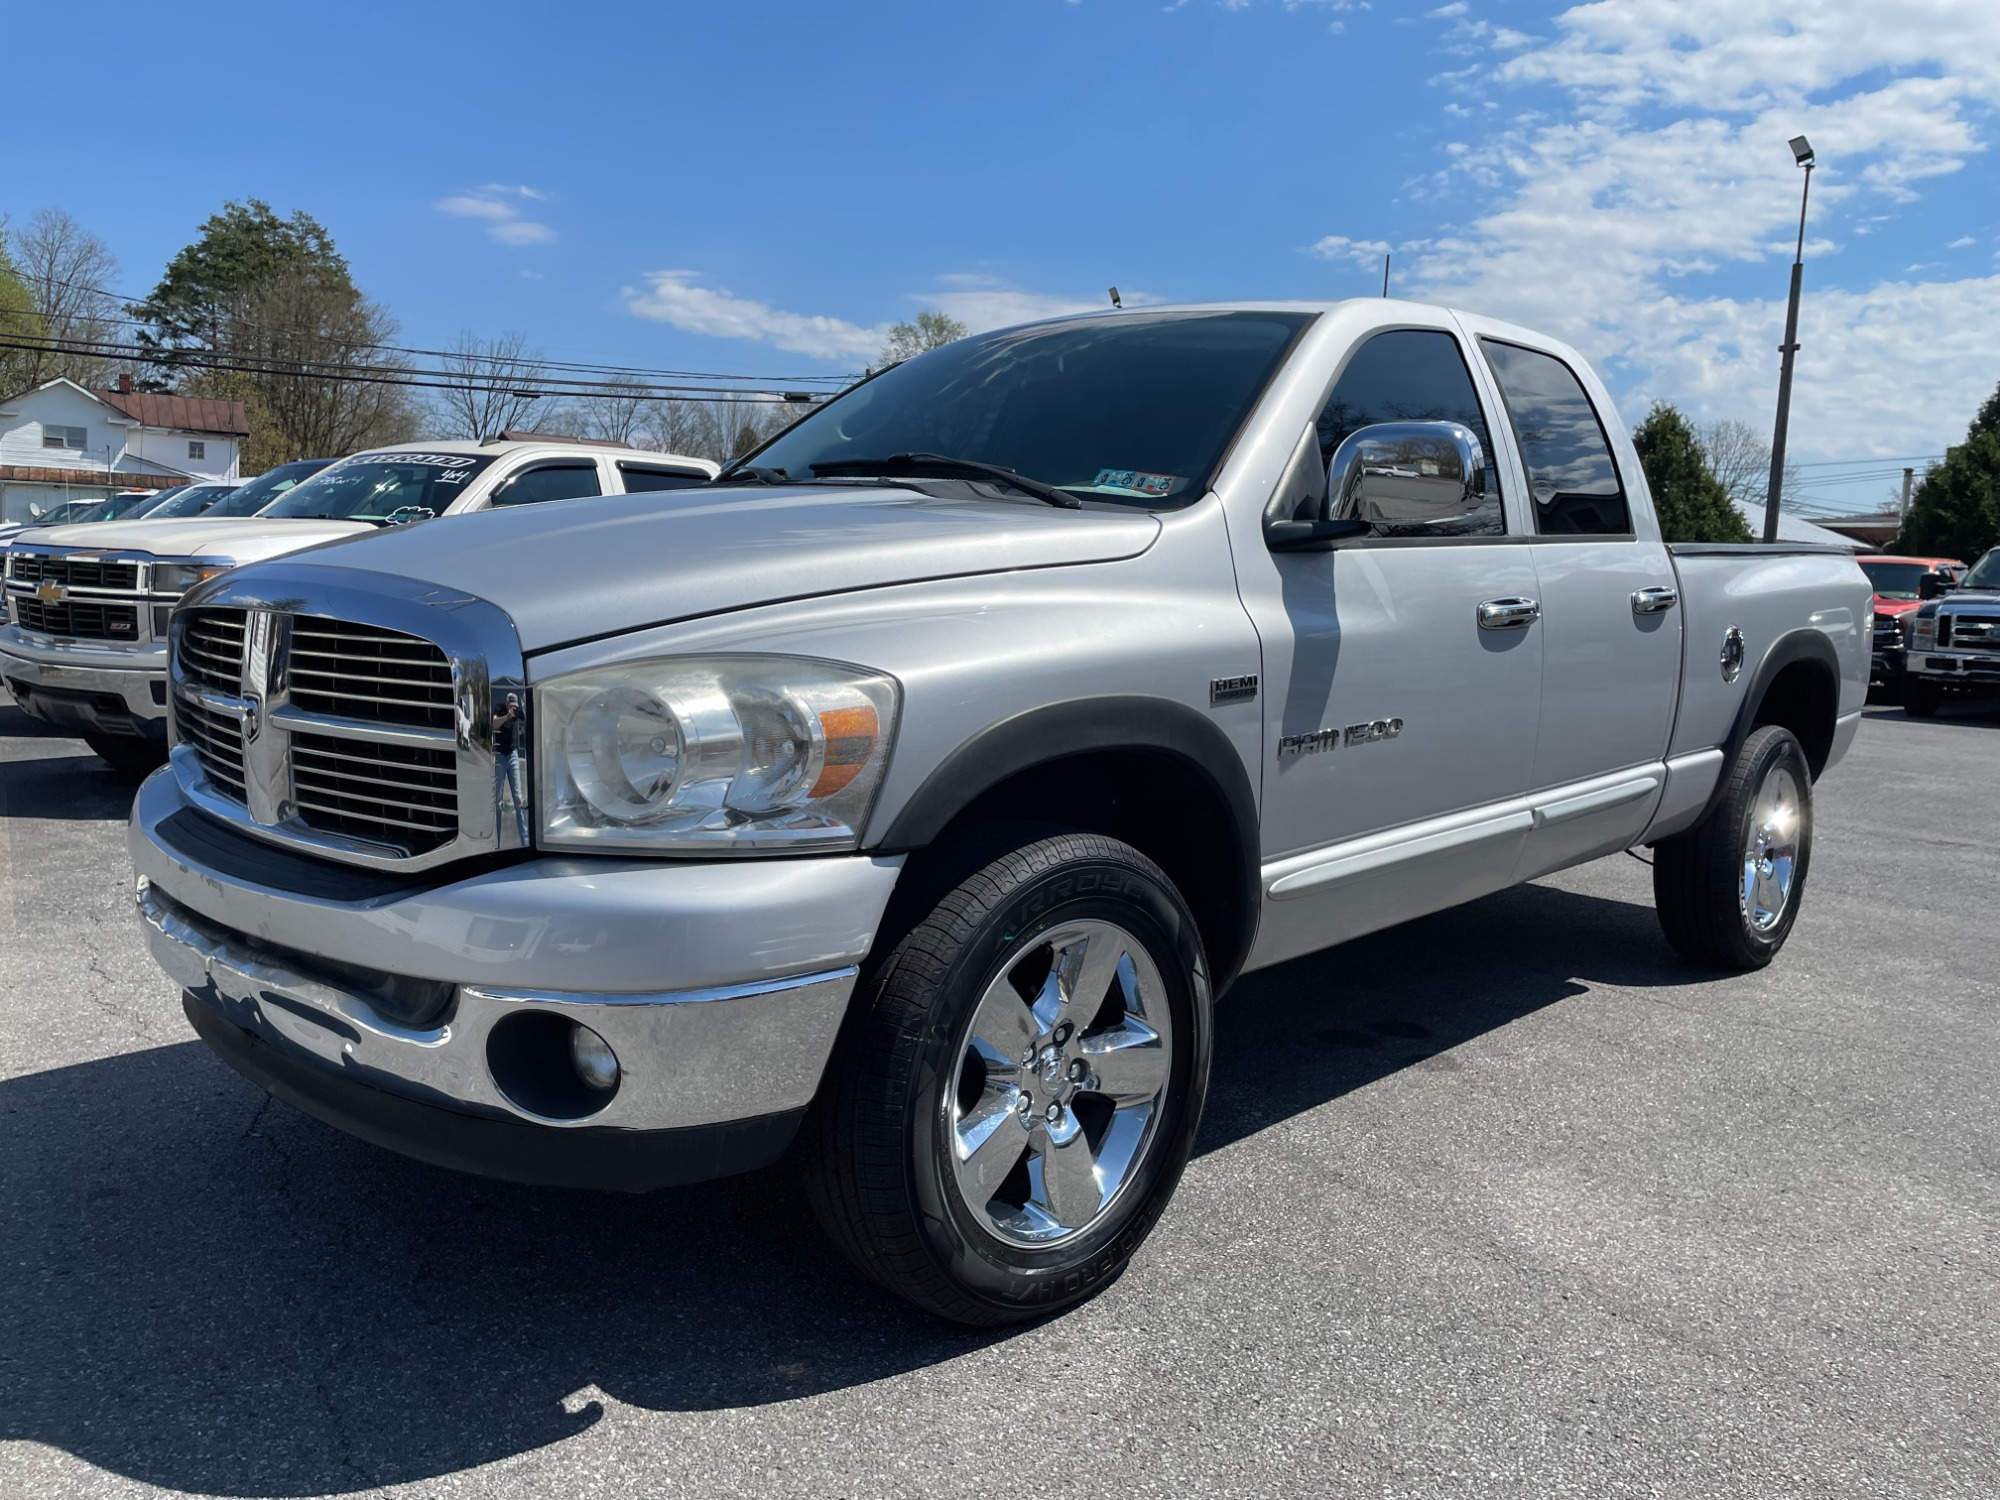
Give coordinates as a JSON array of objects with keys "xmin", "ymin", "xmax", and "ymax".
[
  {"xmin": 84, "ymin": 731, "xmax": 167, "ymax": 780},
  {"xmin": 801, "ymin": 831, "xmax": 1213, "ymax": 1325},
  {"xmin": 1652, "ymin": 725, "xmax": 1813, "ymax": 970},
  {"xmin": 1902, "ymin": 677, "xmax": 1944, "ymax": 718}
]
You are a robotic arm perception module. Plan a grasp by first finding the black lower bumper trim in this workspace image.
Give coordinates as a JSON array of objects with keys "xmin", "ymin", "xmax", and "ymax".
[
  {"xmin": 6, "ymin": 679, "xmax": 166, "ymax": 739},
  {"xmin": 183, "ymin": 992, "xmax": 804, "ymax": 1193}
]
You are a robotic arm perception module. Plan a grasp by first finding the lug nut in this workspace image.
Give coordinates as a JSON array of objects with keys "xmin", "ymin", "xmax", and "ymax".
[
  {"xmin": 1017, "ymin": 1092, "xmax": 1034, "ymax": 1117},
  {"xmin": 1068, "ymin": 1058, "xmax": 1087, "ymax": 1081},
  {"xmin": 1045, "ymin": 1102, "xmax": 1063, "ymax": 1123},
  {"xmin": 1053, "ymin": 1022, "xmax": 1073, "ymax": 1045}
]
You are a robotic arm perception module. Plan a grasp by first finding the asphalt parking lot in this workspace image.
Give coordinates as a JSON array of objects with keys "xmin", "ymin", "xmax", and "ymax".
[{"xmin": 2, "ymin": 693, "xmax": 1996, "ymax": 1500}]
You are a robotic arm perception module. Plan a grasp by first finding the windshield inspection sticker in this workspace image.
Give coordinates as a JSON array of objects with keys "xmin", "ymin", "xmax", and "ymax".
[{"xmin": 1092, "ymin": 468, "xmax": 1182, "ymax": 497}]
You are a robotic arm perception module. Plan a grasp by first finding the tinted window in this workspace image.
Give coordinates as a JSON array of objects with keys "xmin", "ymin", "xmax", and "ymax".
[
  {"xmin": 1313, "ymin": 329, "xmax": 1504, "ymax": 538},
  {"xmin": 746, "ymin": 310, "xmax": 1313, "ymax": 508},
  {"xmin": 618, "ymin": 465, "xmax": 709, "ymax": 493},
  {"xmin": 489, "ymin": 462, "xmax": 603, "ymax": 508},
  {"xmin": 136, "ymin": 484, "xmax": 235, "ymax": 519},
  {"xmin": 204, "ymin": 459, "xmax": 336, "ymax": 518},
  {"xmin": 262, "ymin": 453, "xmax": 499, "ymax": 523},
  {"xmin": 1480, "ymin": 339, "xmax": 1630, "ymax": 536},
  {"xmin": 1858, "ymin": 561, "xmax": 1931, "ymax": 600}
]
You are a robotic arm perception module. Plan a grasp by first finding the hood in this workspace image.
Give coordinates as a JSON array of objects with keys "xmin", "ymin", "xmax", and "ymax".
[
  {"xmin": 276, "ymin": 485, "xmax": 1162, "ymax": 652},
  {"xmin": 12, "ymin": 516, "xmax": 372, "ymax": 564},
  {"xmin": 1873, "ymin": 596, "xmax": 1920, "ymax": 616}
]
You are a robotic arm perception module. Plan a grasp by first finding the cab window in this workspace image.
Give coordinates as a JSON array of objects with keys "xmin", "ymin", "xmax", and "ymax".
[
  {"xmin": 488, "ymin": 462, "xmax": 604, "ymax": 508},
  {"xmin": 1313, "ymin": 329, "xmax": 1505, "ymax": 538},
  {"xmin": 618, "ymin": 464, "xmax": 709, "ymax": 493},
  {"xmin": 1479, "ymin": 339, "xmax": 1631, "ymax": 537}
]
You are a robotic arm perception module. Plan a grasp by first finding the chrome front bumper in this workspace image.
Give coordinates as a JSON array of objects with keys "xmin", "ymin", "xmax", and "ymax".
[
  {"xmin": 0, "ymin": 629, "xmax": 167, "ymax": 732},
  {"xmin": 131, "ymin": 769, "xmax": 903, "ymax": 1177},
  {"xmin": 1906, "ymin": 648, "xmax": 2000, "ymax": 682}
]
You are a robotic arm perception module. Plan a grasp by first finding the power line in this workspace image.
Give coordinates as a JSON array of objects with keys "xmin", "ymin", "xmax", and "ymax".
[
  {"xmin": 13, "ymin": 269, "xmax": 862, "ymax": 386},
  {"xmin": 0, "ymin": 334, "xmax": 814, "ymax": 405}
]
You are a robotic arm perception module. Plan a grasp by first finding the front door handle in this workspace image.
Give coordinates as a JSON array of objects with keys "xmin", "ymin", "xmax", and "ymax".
[
  {"xmin": 1631, "ymin": 585, "xmax": 1679, "ymax": 614},
  {"xmin": 1477, "ymin": 596, "xmax": 1541, "ymax": 631}
]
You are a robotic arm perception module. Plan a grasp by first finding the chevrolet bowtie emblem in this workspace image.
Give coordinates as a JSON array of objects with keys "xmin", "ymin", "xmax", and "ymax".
[{"xmin": 34, "ymin": 579, "xmax": 66, "ymax": 605}]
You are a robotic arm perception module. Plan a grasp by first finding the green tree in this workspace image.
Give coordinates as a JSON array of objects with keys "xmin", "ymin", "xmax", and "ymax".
[
  {"xmin": 1632, "ymin": 402, "xmax": 1753, "ymax": 543},
  {"xmin": 1895, "ymin": 381, "xmax": 2000, "ymax": 563},
  {"xmin": 133, "ymin": 199, "xmax": 348, "ymax": 361},
  {"xmin": 0, "ymin": 219, "xmax": 51, "ymax": 398},
  {"xmin": 878, "ymin": 308, "xmax": 967, "ymax": 367}
]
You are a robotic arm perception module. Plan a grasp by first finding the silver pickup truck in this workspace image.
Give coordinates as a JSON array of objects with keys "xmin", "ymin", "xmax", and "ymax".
[{"xmin": 130, "ymin": 301, "xmax": 1869, "ymax": 1324}]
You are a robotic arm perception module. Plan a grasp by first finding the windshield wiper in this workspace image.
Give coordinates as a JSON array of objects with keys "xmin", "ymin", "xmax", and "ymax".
[
  {"xmin": 808, "ymin": 453, "xmax": 1083, "ymax": 509},
  {"xmin": 711, "ymin": 465, "xmax": 792, "ymax": 486}
]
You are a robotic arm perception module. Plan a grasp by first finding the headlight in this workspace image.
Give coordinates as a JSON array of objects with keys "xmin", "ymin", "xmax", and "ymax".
[
  {"xmin": 537, "ymin": 655, "xmax": 899, "ymax": 853},
  {"xmin": 1910, "ymin": 614, "xmax": 1935, "ymax": 647},
  {"xmin": 152, "ymin": 559, "xmax": 231, "ymax": 596}
]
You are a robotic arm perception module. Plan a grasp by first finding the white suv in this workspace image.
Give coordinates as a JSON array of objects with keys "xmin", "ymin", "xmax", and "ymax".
[{"xmin": 0, "ymin": 438, "xmax": 717, "ymax": 773}]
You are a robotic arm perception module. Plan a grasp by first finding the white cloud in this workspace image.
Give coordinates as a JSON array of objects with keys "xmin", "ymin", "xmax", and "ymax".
[
  {"xmin": 1309, "ymin": 234, "xmax": 1393, "ymax": 267},
  {"xmin": 435, "ymin": 184, "xmax": 556, "ymax": 246},
  {"xmin": 1398, "ymin": 0, "xmax": 2000, "ymax": 458},
  {"xmin": 623, "ymin": 272, "xmax": 1133, "ymax": 364},
  {"xmin": 1948, "ymin": 235, "xmax": 1976, "ymax": 249},
  {"xmin": 1427, "ymin": 2, "xmax": 1467, "ymax": 15}
]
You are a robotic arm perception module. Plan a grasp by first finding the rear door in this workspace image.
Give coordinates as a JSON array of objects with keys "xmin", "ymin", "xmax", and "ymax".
[{"xmin": 1467, "ymin": 326, "xmax": 1681, "ymax": 879}]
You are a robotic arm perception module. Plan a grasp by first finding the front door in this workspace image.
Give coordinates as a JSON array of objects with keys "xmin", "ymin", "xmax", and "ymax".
[{"xmin": 1235, "ymin": 322, "xmax": 1545, "ymax": 969}]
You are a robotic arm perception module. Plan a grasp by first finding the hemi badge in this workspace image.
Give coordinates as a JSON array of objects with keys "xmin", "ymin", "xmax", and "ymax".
[{"xmin": 1211, "ymin": 674, "xmax": 1258, "ymax": 705}]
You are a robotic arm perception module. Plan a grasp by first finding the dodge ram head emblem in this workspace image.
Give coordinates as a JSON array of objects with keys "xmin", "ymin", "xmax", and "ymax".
[{"xmin": 240, "ymin": 691, "xmax": 262, "ymax": 744}]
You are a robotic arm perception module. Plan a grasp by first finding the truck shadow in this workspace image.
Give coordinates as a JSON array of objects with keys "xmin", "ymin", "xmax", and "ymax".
[
  {"xmin": 0, "ymin": 880, "xmax": 1707, "ymax": 1496},
  {"xmin": 0, "ymin": 697, "xmax": 144, "ymax": 820}
]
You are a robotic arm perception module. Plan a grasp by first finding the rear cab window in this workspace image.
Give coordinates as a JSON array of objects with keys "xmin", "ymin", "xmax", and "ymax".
[
  {"xmin": 1479, "ymin": 339, "xmax": 1631, "ymax": 537},
  {"xmin": 486, "ymin": 461, "xmax": 605, "ymax": 509}
]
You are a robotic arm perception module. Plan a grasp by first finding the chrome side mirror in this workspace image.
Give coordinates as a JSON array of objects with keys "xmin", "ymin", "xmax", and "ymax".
[{"xmin": 1329, "ymin": 421, "xmax": 1487, "ymax": 530}]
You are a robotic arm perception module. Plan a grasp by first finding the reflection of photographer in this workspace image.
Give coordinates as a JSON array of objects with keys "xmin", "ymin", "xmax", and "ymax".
[{"xmin": 493, "ymin": 693, "xmax": 528, "ymax": 845}]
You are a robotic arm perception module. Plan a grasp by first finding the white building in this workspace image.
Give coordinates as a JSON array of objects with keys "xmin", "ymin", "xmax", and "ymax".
[{"xmin": 0, "ymin": 375, "xmax": 248, "ymax": 524}]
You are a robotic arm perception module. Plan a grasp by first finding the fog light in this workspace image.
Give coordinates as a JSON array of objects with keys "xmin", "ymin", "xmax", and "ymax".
[{"xmin": 569, "ymin": 1023, "xmax": 620, "ymax": 1091}]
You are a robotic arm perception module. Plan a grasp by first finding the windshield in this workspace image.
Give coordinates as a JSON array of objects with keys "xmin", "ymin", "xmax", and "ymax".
[
  {"xmin": 259, "ymin": 452, "xmax": 497, "ymax": 523},
  {"xmin": 1965, "ymin": 549, "xmax": 2000, "ymax": 591},
  {"xmin": 743, "ymin": 310, "xmax": 1314, "ymax": 507},
  {"xmin": 1860, "ymin": 561, "xmax": 1931, "ymax": 600},
  {"xmin": 137, "ymin": 483, "xmax": 235, "ymax": 519},
  {"xmin": 61, "ymin": 492, "xmax": 157, "ymax": 524},
  {"xmin": 204, "ymin": 460, "xmax": 335, "ymax": 518}
]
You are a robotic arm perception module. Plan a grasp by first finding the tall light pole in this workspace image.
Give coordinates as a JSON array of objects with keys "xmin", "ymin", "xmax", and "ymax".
[{"xmin": 1762, "ymin": 135, "xmax": 1815, "ymax": 544}]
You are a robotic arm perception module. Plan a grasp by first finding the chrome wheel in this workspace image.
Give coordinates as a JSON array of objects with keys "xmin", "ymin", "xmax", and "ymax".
[
  {"xmin": 946, "ymin": 919, "xmax": 1174, "ymax": 1248},
  {"xmin": 1740, "ymin": 764, "xmax": 1802, "ymax": 932}
]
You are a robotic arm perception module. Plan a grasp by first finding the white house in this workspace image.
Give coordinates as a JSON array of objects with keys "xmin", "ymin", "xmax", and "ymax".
[{"xmin": 0, "ymin": 375, "xmax": 248, "ymax": 524}]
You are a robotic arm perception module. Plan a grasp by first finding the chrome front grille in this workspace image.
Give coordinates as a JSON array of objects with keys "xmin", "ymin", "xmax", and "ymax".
[
  {"xmin": 166, "ymin": 572, "xmax": 527, "ymax": 873},
  {"xmin": 1941, "ymin": 614, "xmax": 2000, "ymax": 652},
  {"xmin": 9, "ymin": 554, "xmax": 141, "ymax": 591},
  {"xmin": 5, "ymin": 546, "xmax": 150, "ymax": 642},
  {"xmin": 287, "ymin": 618, "xmax": 455, "ymax": 730},
  {"xmin": 290, "ymin": 732, "xmax": 458, "ymax": 850},
  {"xmin": 13, "ymin": 597, "xmax": 140, "ymax": 640}
]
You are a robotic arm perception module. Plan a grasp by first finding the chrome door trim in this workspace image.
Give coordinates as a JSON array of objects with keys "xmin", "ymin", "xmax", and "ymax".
[
  {"xmin": 1477, "ymin": 596, "xmax": 1541, "ymax": 630},
  {"xmin": 1631, "ymin": 585, "xmax": 1679, "ymax": 614},
  {"xmin": 1263, "ymin": 763, "xmax": 1668, "ymax": 901}
]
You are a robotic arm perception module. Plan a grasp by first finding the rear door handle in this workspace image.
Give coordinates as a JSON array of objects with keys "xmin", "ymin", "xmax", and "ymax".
[
  {"xmin": 1477, "ymin": 596, "xmax": 1541, "ymax": 631},
  {"xmin": 1631, "ymin": 585, "xmax": 1679, "ymax": 614}
]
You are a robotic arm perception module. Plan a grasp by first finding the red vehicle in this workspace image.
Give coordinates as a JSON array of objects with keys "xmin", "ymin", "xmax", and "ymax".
[{"xmin": 1860, "ymin": 554, "xmax": 1964, "ymax": 692}]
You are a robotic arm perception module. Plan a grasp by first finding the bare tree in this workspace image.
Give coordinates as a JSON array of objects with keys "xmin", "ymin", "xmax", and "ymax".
[
  {"xmin": 1699, "ymin": 418, "xmax": 1804, "ymax": 512},
  {"xmin": 576, "ymin": 373, "xmax": 649, "ymax": 445},
  {"xmin": 13, "ymin": 208, "xmax": 123, "ymax": 388},
  {"xmin": 433, "ymin": 330, "xmax": 548, "ymax": 440},
  {"xmin": 217, "ymin": 267, "xmax": 420, "ymax": 467}
]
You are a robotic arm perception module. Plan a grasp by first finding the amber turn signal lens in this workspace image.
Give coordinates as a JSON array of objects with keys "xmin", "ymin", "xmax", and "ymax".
[{"xmin": 809, "ymin": 704, "xmax": 880, "ymax": 797}]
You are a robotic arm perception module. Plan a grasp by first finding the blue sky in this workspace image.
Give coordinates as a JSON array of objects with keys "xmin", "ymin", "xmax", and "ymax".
[{"xmin": 10, "ymin": 0, "xmax": 1997, "ymax": 514}]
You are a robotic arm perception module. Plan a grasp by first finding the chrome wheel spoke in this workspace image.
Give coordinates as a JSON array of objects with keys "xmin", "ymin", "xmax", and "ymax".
[
  {"xmin": 955, "ymin": 1093, "xmax": 1028, "ymax": 1208},
  {"xmin": 1030, "ymin": 1117, "xmax": 1102, "ymax": 1228},
  {"xmin": 1034, "ymin": 925, "xmax": 1126, "ymax": 1035},
  {"xmin": 967, "ymin": 975, "xmax": 1036, "ymax": 1072},
  {"xmin": 1079, "ymin": 1020, "xmax": 1168, "ymax": 1103},
  {"xmin": 1740, "ymin": 765, "xmax": 1803, "ymax": 932}
]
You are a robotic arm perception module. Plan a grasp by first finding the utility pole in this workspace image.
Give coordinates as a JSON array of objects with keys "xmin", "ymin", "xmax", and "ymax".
[
  {"xmin": 1763, "ymin": 136, "xmax": 1815, "ymax": 543},
  {"xmin": 1381, "ymin": 254, "xmax": 1391, "ymax": 298},
  {"xmin": 1900, "ymin": 467, "xmax": 1914, "ymax": 518}
]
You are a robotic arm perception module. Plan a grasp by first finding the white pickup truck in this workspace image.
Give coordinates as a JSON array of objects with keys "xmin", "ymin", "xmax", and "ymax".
[
  {"xmin": 130, "ymin": 302, "xmax": 1869, "ymax": 1324},
  {"xmin": 1, "ymin": 438, "xmax": 717, "ymax": 773}
]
